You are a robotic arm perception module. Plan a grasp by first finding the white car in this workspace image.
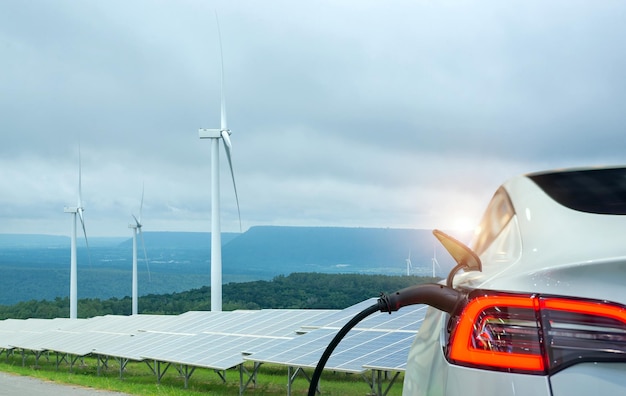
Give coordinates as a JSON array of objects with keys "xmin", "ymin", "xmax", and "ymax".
[{"xmin": 403, "ymin": 166, "xmax": 626, "ymax": 395}]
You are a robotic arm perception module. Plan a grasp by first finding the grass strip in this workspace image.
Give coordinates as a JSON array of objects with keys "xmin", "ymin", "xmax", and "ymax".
[{"xmin": 0, "ymin": 352, "xmax": 403, "ymax": 395}]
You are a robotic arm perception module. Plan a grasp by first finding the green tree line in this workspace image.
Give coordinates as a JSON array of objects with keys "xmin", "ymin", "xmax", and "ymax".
[{"xmin": 0, "ymin": 273, "xmax": 438, "ymax": 319}]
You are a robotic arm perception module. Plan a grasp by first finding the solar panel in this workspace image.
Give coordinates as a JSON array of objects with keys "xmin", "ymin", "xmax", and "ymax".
[
  {"xmin": 303, "ymin": 298, "xmax": 379, "ymax": 329},
  {"xmin": 139, "ymin": 334, "xmax": 256, "ymax": 370},
  {"xmin": 129, "ymin": 309, "xmax": 337, "ymax": 338},
  {"xmin": 301, "ymin": 298, "xmax": 428, "ymax": 331},
  {"xmin": 2, "ymin": 315, "xmax": 174, "ymax": 356},
  {"xmin": 3, "ymin": 318, "xmax": 80, "ymax": 351},
  {"xmin": 241, "ymin": 337, "xmax": 294, "ymax": 356},
  {"xmin": 220, "ymin": 310, "xmax": 336, "ymax": 337},
  {"xmin": 245, "ymin": 302, "xmax": 427, "ymax": 373},
  {"xmin": 362, "ymin": 344, "xmax": 411, "ymax": 372},
  {"xmin": 40, "ymin": 331, "xmax": 132, "ymax": 356},
  {"xmin": 94, "ymin": 332, "xmax": 183, "ymax": 361},
  {"xmin": 329, "ymin": 331, "xmax": 414, "ymax": 372},
  {"xmin": 142, "ymin": 311, "xmax": 243, "ymax": 334},
  {"xmin": 245, "ymin": 328, "xmax": 415, "ymax": 373},
  {"xmin": 356, "ymin": 305, "xmax": 428, "ymax": 331}
]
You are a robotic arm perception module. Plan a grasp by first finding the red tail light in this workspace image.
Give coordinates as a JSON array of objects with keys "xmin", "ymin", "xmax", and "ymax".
[{"xmin": 447, "ymin": 290, "xmax": 626, "ymax": 375}]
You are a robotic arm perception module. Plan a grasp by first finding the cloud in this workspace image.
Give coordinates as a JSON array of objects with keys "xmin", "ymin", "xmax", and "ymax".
[{"xmin": 1, "ymin": 0, "xmax": 625, "ymax": 236}]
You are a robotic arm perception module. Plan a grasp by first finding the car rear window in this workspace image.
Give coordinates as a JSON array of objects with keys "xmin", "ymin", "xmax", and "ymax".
[
  {"xmin": 472, "ymin": 187, "xmax": 515, "ymax": 256},
  {"xmin": 528, "ymin": 168, "xmax": 626, "ymax": 215}
]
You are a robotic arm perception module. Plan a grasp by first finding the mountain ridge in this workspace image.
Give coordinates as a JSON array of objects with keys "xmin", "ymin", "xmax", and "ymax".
[{"xmin": 0, "ymin": 226, "xmax": 472, "ymax": 305}]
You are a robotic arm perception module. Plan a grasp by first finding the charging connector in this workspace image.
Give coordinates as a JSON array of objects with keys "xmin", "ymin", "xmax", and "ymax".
[{"xmin": 378, "ymin": 283, "xmax": 464, "ymax": 314}]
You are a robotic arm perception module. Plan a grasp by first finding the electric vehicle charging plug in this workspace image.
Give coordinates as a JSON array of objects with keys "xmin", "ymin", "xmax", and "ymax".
[{"xmin": 378, "ymin": 283, "xmax": 464, "ymax": 314}]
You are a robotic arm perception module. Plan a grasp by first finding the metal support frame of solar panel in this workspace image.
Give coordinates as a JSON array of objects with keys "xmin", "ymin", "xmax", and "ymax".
[
  {"xmin": 87, "ymin": 315, "xmax": 194, "ymax": 376},
  {"xmin": 133, "ymin": 333, "xmax": 270, "ymax": 388},
  {"xmin": 93, "ymin": 331, "xmax": 189, "ymax": 379},
  {"xmin": 137, "ymin": 333, "xmax": 285, "ymax": 371}
]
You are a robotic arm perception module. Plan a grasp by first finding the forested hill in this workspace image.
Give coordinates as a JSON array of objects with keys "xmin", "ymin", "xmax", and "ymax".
[{"xmin": 0, "ymin": 273, "xmax": 438, "ymax": 319}]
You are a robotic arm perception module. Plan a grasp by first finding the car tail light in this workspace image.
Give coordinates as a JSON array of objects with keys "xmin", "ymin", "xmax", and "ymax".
[{"xmin": 446, "ymin": 290, "xmax": 626, "ymax": 375}]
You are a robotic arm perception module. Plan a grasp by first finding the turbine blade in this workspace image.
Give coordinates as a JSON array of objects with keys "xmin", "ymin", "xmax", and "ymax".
[
  {"xmin": 215, "ymin": 12, "xmax": 227, "ymax": 131},
  {"xmin": 78, "ymin": 208, "xmax": 92, "ymax": 267},
  {"xmin": 139, "ymin": 182, "xmax": 145, "ymax": 223},
  {"xmin": 139, "ymin": 228, "xmax": 151, "ymax": 282},
  {"xmin": 221, "ymin": 133, "xmax": 242, "ymax": 232},
  {"xmin": 221, "ymin": 129, "xmax": 232, "ymax": 150},
  {"xmin": 132, "ymin": 214, "xmax": 140, "ymax": 227},
  {"xmin": 78, "ymin": 145, "xmax": 83, "ymax": 207}
]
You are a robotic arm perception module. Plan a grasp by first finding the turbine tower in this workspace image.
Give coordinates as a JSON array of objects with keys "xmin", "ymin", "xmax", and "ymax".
[
  {"xmin": 432, "ymin": 244, "xmax": 440, "ymax": 277},
  {"xmin": 63, "ymin": 148, "xmax": 89, "ymax": 319},
  {"xmin": 405, "ymin": 250, "xmax": 413, "ymax": 276},
  {"xmin": 198, "ymin": 16, "xmax": 241, "ymax": 312},
  {"xmin": 129, "ymin": 184, "xmax": 150, "ymax": 315}
]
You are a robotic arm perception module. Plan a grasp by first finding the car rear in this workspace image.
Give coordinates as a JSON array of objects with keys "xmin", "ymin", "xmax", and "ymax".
[{"xmin": 403, "ymin": 167, "xmax": 626, "ymax": 395}]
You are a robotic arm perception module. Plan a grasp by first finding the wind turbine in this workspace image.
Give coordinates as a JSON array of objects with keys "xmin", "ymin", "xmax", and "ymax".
[
  {"xmin": 405, "ymin": 250, "xmax": 413, "ymax": 276},
  {"xmin": 129, "ymin": 184, "xmax": 150, "ymax": 315},
  {"xmin": 198, "ymin": 15, "xmax": 241, "ymax": 312},
  {"xmin": 432, "ymin": 243, "xmax": 441, "ymax": 277},
  {"xmin": 63, "ymin": 148, "xmax": 90, "ymax": 319}
]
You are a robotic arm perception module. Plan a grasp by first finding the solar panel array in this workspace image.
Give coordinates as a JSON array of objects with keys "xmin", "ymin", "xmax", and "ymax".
[{"xmin": 0, "ymin": 298, "xmax": 429, "ymax": 393}]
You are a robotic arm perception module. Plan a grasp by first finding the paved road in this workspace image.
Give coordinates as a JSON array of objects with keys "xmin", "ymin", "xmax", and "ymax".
[{"xmin": 0, "ymin": 372, "xmax": 131, "ymax": 396}]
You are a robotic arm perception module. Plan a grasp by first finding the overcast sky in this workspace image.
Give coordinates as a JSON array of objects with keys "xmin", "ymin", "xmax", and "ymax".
[{"xmin": 1, "ymin": 0, "xmax": 625, "ymax": 237}]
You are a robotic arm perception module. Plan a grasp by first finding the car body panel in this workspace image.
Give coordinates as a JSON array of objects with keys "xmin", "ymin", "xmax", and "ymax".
[
  {"xmin": 549, "ymin": 363, "xmax": 626, "ymax": 395},
  {"xmin": 444, "ymin": 364, "xmax": 552, "ymax": 396},
  {"xmin": 403, "ymin": 307, "xmax": 446, "ymax": 395}
]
